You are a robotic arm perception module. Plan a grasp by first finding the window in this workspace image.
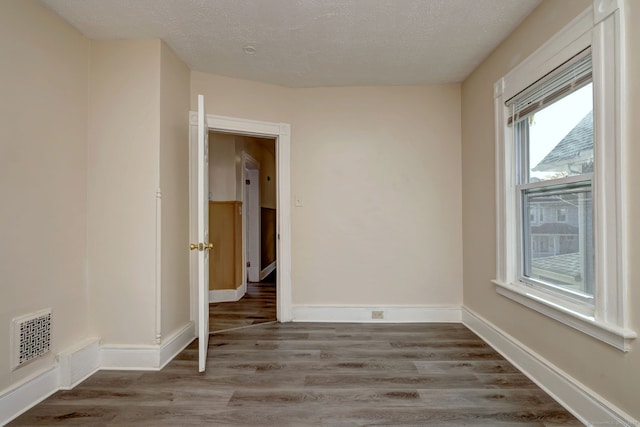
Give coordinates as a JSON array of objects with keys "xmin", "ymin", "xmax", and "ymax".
[
  {"xmin": 493, "ymin": 1, "xmax": 635, "ymax": 351},
  {"xmin": 511, "ymin": 53, "xmax": 595, "ymax": 305}
]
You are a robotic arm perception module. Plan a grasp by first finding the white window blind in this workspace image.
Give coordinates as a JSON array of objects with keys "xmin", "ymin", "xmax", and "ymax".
[{"xmin": 506, "ymin": 47, "xmax": 592, "ymax": 125}]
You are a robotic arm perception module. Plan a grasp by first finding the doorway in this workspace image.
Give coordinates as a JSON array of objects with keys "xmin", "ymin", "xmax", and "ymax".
[
  {"xmin": 188, "ymin": 113, "xmax": 292, "ymax": 336},
  {"xmin": 207, "ymin": 133, "xmax": 277, "ymax": 332}
]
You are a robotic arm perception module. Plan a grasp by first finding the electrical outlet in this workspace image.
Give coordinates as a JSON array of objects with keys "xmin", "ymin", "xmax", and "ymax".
[{"xmin": 372, "ymin": 310, "xmax": 384, "ymax": 320}]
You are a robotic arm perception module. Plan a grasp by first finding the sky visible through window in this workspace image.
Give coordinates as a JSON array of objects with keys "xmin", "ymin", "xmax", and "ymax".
[{"xmin": 528, "ymin": 83, "xmax": 593, "ymax": 180}]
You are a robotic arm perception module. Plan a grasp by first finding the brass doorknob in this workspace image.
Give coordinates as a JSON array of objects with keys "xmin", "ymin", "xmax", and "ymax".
[{"xmin": 189, "ymin": 243, "xmax": 213, "ymax": 251}]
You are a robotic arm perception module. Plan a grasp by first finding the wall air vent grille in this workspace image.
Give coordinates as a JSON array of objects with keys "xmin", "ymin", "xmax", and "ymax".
[{"xmin": 11, "ymin": 309, "xmax": 52, "ymax": 369}]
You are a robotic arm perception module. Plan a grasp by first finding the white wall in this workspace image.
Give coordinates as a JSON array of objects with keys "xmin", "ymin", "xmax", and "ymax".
[
  {"xmin": 192, "ymin": 76, "xmax": 463, "ymax": 308},
  {"xmin": 461, "ymin": 0, "xmax": 640, "ymax": 420},
  {"xmin": 0, "ymin": 0, "xmax": 90, "ymax": 393}
]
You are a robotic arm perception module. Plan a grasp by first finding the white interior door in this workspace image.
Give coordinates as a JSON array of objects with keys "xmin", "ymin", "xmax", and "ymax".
[{"xmin": 196, "ymin": 95, "xmax": 210, "ymax": 372}]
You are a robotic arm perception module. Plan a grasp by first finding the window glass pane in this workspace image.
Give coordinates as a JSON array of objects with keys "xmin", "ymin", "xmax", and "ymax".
[
  {"xmin": 522, "ymin": 186, "xmax": 594, "ymax": 298},
  {"xmin": 521, "ymin": 83, "xmax": 593, "ymax": 183}
]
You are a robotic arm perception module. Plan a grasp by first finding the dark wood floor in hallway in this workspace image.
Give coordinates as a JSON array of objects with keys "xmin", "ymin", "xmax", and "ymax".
[
  {"xmin": 210, "ymin": 277, "xmax": 276, "ymax": 333},
  {"xmin": 10, "ymin": 322, "xmax": 581, "ymax": 426}
]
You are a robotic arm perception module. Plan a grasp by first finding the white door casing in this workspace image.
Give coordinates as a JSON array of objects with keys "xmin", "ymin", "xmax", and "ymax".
[
  {"xmin": 245, "ymin": 165, "xmax": 260, "ymax": 282},
  {"xmin": 189, "ymin": 113, "xmax": 292, "ymax": 323}
]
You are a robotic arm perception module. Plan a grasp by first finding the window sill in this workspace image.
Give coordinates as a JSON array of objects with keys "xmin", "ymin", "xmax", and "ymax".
[{"xmin": 492, "ymin": 280, "xmax": 636, "ymax": 352}]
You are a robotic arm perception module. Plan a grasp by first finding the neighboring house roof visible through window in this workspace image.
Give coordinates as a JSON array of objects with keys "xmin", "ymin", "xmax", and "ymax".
[
  {"xmin": 533, "ymin": 111, "xmax": 593, "ymax": 172},
  {"xmin": 532, "ymin": 252, "xmax": 582, "ymax": 280}
]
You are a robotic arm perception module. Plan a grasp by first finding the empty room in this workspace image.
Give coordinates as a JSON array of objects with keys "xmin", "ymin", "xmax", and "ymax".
[{"xmin": 1, "ymin": 0, "xmax": 639, "ymax": 425}]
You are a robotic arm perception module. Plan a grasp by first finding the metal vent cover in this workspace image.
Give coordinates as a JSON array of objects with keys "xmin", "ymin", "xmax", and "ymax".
[{"xmin": 11, "ymin": 309, "xmax": 52, "ymax": 370}]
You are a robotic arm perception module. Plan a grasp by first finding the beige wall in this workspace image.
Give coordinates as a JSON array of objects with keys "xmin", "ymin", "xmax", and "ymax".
[
  {"xmin": 159, "ymin": 42, "xmax": 191, "ymax": 341},
  {"xmin": 1, "ymin": 1, "xmax": 192, "ymax": 397},
  {"xmin": 255, "ymin": 139, "xmax": 277, "ymax": 210},
  {"xmin": 234, "ymin": 136, "xmax": 277, "ymax": 209},
  {"xmin": 209, "ymin": 132, "xmax": 276, "ymax": 208},
  {"xmin": 0, "ymin": 0, "xmax": 90, "ymax": 391},
  {"xmin": 191, "ymin": 72, "xmax": 294, "ymax": 123},
  {"xmin": 461, "ymin": 0, "xmax": 640, "ymax": 420},
  {"xmin": 192, "ymin": 75, "xmax": 463, "ymax": 307},
  {"xmin": 87, "ymin": 39, "xmax": 161, "ymax": 345},
  {"xmin": 209, "ymin": 133, "xmax": 237, "ymax": 201},
  {"xmin": 290, "ymin": 85, "xmax": 462, "ymax": 305}
]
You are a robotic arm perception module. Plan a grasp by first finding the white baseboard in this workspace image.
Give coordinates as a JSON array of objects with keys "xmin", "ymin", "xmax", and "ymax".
[
  {"xmin": 209, "ymin": 282, "xmax": 247, "ymax": 303},
  {"xmin": 101, "ymin": 321, "xmax": 195, "ymax": 370},
  {"xmin": 259, "ymin": 261, "xmax": 276, "ymax": 281},
  {"xmin": 292, "ymin": 305, "xmax": 462, "ymax": 323},
  {"xmin": 0, "ymin": 367, "xmax": 58, "ymax": 426},
  {"xmin": 1, "ymin": 321, "xmax": 195, "ymax": 424},
  {"xmin": 462, "ymin": 307, "xmax": 637, "ymax": 427},
  {"xmin": 58, "ymin": 337, "xmax": 100, "ymax": 390},
  {"xmin": 0, "ymin": 336, "xmax": 100, "ymax": 426},
  {"xmin": 159, "ymin": 321, "xmax": 196, "ymax": 369}
]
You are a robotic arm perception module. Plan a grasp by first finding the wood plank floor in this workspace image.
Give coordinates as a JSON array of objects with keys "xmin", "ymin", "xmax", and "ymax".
[
  {"xmin": 10, "ymin": 323, "xmax": 581, "ymax": 426},
  {"xmin": 210, "ymin": 278, "xmax": 276, "ymax": 333}
]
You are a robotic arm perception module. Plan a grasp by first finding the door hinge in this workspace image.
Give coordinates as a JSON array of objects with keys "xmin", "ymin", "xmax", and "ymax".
[
  {"xmin": 246, "ymin": 261, "xmax": 251, "ymax": 267},
  {"xmin": 246, "ymin": 179, "xmax": 251, "ymax": 185}
]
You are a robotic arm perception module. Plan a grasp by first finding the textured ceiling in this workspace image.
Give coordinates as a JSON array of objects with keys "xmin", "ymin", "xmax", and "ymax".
[{"xmin": 39, "ymin": 0, "xmax": 541, "ymax": 87}]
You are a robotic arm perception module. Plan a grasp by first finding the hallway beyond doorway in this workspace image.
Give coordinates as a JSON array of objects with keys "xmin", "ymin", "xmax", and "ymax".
[{"xmin": 209, "ymin": 271, "xmax": 276, "ymax": 333}]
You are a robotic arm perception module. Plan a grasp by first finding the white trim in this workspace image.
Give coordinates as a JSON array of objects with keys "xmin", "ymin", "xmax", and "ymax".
[
  {"xmin": 155, "ymin": 188, "xmax": 162, "ymax": 345},
  {"xmin": 494, "ymin": 280, "xmax": 635, "ymax": 351},
  {"xmin": 96, "ymin": 347, "xmax": 159, "ymax": 371},
  {"xmin": 209, "ymin": 282, "xmax": 247, "ymax": 303},
  {"xmin": 1, "ymin": 327, "xmax": 195, "ymax": 425},
  {"xmin": 58, "ymin": 338, "xmax": 100, "ymax": 390},
  {"xmin": 276, "ymin": 123, "xmax": 292, "ymax": 322},
  {"xmin": 241, "ymin": 151, "xmax": 260, "ymax": 289},
  {"xmin": 502, "ymin": 7, "xmax": 593, "ymax": 101},
  {"xmin": 462, "ymin": 308, "xmax": 638, "ymax": 427},
  {"xmin": 189, "ymin": 113, "xmax": 293, "ymax": 323},
  {"xmin": 100, "ymin": 321, "xmax": 195, "ymax": 370},
  {"xmin": 260, "ymin": 261, "xmax": 276, "ymax": 281},
  {"xmin": 159, "ymin": 322, "xmax": 196, "ymax": 368},
  {"xmin": 292, "ymin": 305, "xmax": 462, "ymax": 323},
  {"xmin": 0, "ymin": 367, "xmax": 58, "ymax": 426},
  {"xmin": 245, "ymin": 167, "xmax": 261, "ymax": 282},
  {"xmin": 593, "ymin": 0, "xmax": 623, "ymax": 23}
]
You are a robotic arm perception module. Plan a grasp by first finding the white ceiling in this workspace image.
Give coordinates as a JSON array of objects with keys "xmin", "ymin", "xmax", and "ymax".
[{"xmin": 39, "ymin": 0, "xmax": 541, "ymax": 88}]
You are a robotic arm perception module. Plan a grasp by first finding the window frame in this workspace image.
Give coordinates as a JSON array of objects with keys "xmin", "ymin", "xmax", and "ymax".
[{"xmin": 492, "ymin": 0, "xmax": 635, "ymax": 351}]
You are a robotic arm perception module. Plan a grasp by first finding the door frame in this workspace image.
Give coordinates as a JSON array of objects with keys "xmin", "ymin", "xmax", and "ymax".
[
  {"xmin": 241, "ymin": 152, "xmax": 261, "ymax": 285},
  {"xmin": 188, "ymin": 113, "xmax": 292, "ymax": 323}
]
